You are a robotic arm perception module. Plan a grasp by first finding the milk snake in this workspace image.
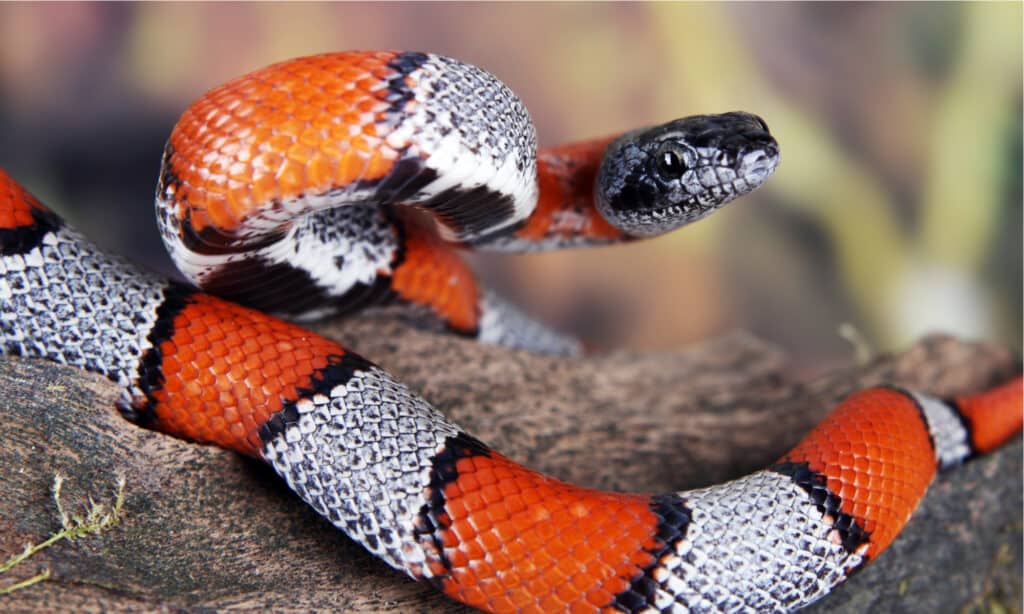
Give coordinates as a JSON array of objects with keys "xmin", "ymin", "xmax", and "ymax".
[{"xmin": 0, "ymin": 51, "xmax": 1020, "ymax": 613}]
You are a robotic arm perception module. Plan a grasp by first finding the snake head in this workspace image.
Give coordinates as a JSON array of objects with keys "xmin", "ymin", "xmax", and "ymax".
[{"xmin": 595, "ymin": 112, "xmax": 779, "ymax": 237}]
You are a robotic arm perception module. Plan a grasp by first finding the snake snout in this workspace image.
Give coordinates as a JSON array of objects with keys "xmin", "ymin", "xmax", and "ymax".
[{"xmin": 739, "ymin": 145, "xmax": 780, "ymax": 187}]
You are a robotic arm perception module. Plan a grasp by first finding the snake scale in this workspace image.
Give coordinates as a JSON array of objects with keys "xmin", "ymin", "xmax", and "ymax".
[{"xmin": 1, "ymin": 51, "xmax": 1020, "ymax": 613}]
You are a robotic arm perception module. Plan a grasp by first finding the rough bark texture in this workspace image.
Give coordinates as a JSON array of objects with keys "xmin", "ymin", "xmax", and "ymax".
[{"xmin": 0, "ymin": 316, "xmax": 1020, "ymax": 613}]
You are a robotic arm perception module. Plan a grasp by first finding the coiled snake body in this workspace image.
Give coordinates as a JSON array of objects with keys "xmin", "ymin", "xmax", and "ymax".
[{"xmin": 0, "ymin": 51, "xmax": 1020, "ymax": 613}]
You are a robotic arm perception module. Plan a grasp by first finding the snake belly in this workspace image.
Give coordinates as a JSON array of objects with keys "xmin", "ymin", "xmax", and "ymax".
[{"xmin": 1, "ymin": 51, "xmax": 1021, "ymax": 614}]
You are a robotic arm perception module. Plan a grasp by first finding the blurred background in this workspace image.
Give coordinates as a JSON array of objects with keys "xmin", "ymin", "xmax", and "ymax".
[{"xmin": 0, "ymin": 3, "xmax": 1020, "ymax": 372}]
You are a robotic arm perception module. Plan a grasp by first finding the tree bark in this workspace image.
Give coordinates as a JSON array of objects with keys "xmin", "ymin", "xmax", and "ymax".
[{"xmin": 0, "ymin": 316, "xmax": 1020, "ymax": 612}]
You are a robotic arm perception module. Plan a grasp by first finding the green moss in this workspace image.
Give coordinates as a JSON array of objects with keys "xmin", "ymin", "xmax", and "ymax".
[{"xmin": 0, "ymin": 474, "xmax": 125, "ymax": 595}]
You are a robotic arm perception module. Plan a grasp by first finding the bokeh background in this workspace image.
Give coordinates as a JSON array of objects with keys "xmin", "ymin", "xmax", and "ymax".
[{"xmin": 0, "ymin": 3, "xmax": 1020, "ymax": 372}]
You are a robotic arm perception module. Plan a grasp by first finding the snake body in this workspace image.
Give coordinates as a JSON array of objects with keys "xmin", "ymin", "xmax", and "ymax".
[{"xmin": 0, "ymin": 51, "xmax": 1020, "ymax": 613}]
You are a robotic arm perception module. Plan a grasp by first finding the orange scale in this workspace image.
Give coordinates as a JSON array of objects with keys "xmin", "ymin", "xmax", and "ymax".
[
  {"xmin": 232, "ymin": 101, "xmax": 256, "ymax": 120},
  {"xmin": 570, "ymin": 571, "xmax": 597, "ymax": 593},
  {"xmin": 471, "ymin": 560, "xmax": 498, "ymax": 584},
  {"xmin": 200, "ymin": 150, "xmax": 222, "ymax": 169},
  {"xmin": 467, "ymin": 511, "xmax": 495, "ymax": 535},
  {"xmin": 478, "ymin": 530, "xmax": 502, "ymax": 553},
  {"xmin": 188, "ymin": 332, "xmax": 210, "ymax": 351},
  {"xmin": 854, "ymin": 455, "xmax": 873, "ymax": 473},
  {"xmin": 489, "ymin": 550, "xmax": 513, "ymax": 573},
  {"xmin": 520, "ymin": 528, "xmax": 552, "ymax": 560},
  {"xmin": 499, "ymin": 482, "xmax": 525, "ymax": 503},
  {"xmin": 225, "ymin": 158, "xmax": 251, "ymax": 180},
  {"xmin": 204, "ymin": 197, "xmax": 237, "ymax": 230},
  {"xmin": 585, "ymin": 587, "xmax": 614, "ymax": 608},
  {"xmin": 246, "ymin": 390, "xmax": 268, "ymax": 414},
  {"xmin": 480, "ymin": 484, "xmax": 505, "ymax": 505},
  {"xmin": 264, "ymin": 132, "xmax": 295, "ymax": 155},
  {"xmin": 513, "ymin": 556, "xmax": 538, "ymax": 579},
  {"xmin": 197, "ymin": 366, "xmax": 216, "ymax": 386},
  {"xmin": 221, "ymin": 405, "xmax": 240, "ymax": 424},
  {"xmin": 337, "ymin": 67, "xmax": 365, "ymax": 83},
  {"xmin": 180, "ymin": 381, "xmax": 201, "ymax": 400},
  {"xmin": 232, "ymin": 414, "xmax": 252, "ymax": 438},
  {"xmin": 298, "ymin": 125, "xmax": 327, "ymax": 147},
  {"xmin": 290, "ymin": 88, "xmax": 315, "ymax": 105},
  {"xmin": 222, "ymin": 419, "xmax": 245, "ymax": 444},
  {"xmin": 209, "ymin": 415, "xmax": 226, "ymax": 433},
  {"xmin": 532, "ymin": 519, "xmax": 561, "ymax": 543},
  {"xmin": 838, "ymin": 467, "xmax": 859, "ymax": 484},
  {"xmin": 508, "ymin": 584, "xmax": 537, "ymax": 609},
  {"xmin": 246, "ymin": 370, "xmax": 265, "ymax": 388},
  {"xmin": 455, "ymin": 585, "xmax": 488, "ymax": 610},
  {"xmin": 626, "ymin": 548, "xmax": 655, "ymax": 571},
  {"xmin": 162, "ymin": 376, "xmax": 183, "ymax": 394},
  {"xmin": 197, "ymin": 106, "xmax": 218, "ymax": 123},
  {"xmin": 337, "ymin": 149, "xmax": 368, "ymax": 184},
  {"xmin": 223, "ymin": 327, "xmax": 242, "ymax": 344},
  {"xmin": 278, "ymin": 116, "xmax": 307, "ymax": 137},
  {"xmin": 185, "ymin": 348, "xmax": 205, "ymax": 368},
  {"xmin": 232, "ymin": 385, "xmax": 253, "ymax": 407},
  {"xmin": 447, "ymin": 548, "xmax": 470, "ymax": 569},
  {"xmin": 247, "ymin": 169, "xmax": 276, "ymax": 201},
  {"xmin": 501, "ymin": 535, "xmax": 527, "ymax": 559},
  {"xmin": 487, "ymin": 595, "xmax": 517, "ymax": 614},
  {"xmin": 368, "ymin": 62, "xmax": 393, "ymax": 78},
  {"xmin": 307, "ymin": 73, "xmax": 334, "ymax": 91},
  {"xmin": 213, "ymin": 376, "xmax": 234, "ymax": 393},
  {"xmin": 538, "ymin": 560, "xmax": 570, "ymax": 584},
  {"xmin": 485, "ymin": 504, "xmax": 513, "ymax": 527},
  {"xmin": 185, "ymin": 408, "xmax": 209, "ymax": 428},
  {"xmin": 554, "ymin": 581, "xmax": 580, "ymax": 604},
  {"xmin": 210, "ymin": 113, "xmax": 235, "ymax": 132},
  {"xmin": 557, "ymin": 548, "xmax": 589, "ymax": 577},
  {"xmin": 585, "ymin": 531, "xmax": 615, "ymax": 555},
  {"xmin": 537, "ymin": 594, "xmax": 567, "ymax": 613},
  {"xmin": 360, "ymin": 121, "xmax": 381, "ymax": 139},
  {"xmin": 519, "ymin": 488, "xmax": 545, "ymax": 507},
  {"xmin": 206, "ymin": 348, "xmax": 227, "ymax": 371},
  {"xmin": 456, "ymin": 560, "xmax": 483, "ymax": 585},
  {"xmin": 452, "ymin": 521, "xmax": 478, "ymax": 544},
  {"xmin": 305, "ymin": 155, "xmax": 337, "ymax": 188}
]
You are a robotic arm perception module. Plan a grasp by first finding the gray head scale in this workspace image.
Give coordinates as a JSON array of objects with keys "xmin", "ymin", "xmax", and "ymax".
[{"xmin": 595, "ymin": 111, "xmax": 779, "ymax": 237}]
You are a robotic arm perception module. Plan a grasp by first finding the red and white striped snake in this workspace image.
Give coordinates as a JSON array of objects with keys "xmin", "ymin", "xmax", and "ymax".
[{"xmin": 1, "ymin": 51, "xmax": 1020, "ymax": 613}]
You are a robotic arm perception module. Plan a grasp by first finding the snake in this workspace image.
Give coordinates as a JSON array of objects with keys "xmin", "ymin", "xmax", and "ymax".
[{"xmin": 0, "ymin": 51, "xmax": 1020, "ymax": 613}]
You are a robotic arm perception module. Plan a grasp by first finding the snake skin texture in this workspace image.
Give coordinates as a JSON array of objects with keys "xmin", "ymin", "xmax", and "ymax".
[{"xmin": 1, "ymin": 51, "xmax": 1022, "ymax": 613}]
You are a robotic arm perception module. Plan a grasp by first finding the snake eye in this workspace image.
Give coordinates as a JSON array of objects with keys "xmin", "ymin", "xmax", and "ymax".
[{"xmin": 653, "ymin": 142, "xmax": 689, "ymax": 181}]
